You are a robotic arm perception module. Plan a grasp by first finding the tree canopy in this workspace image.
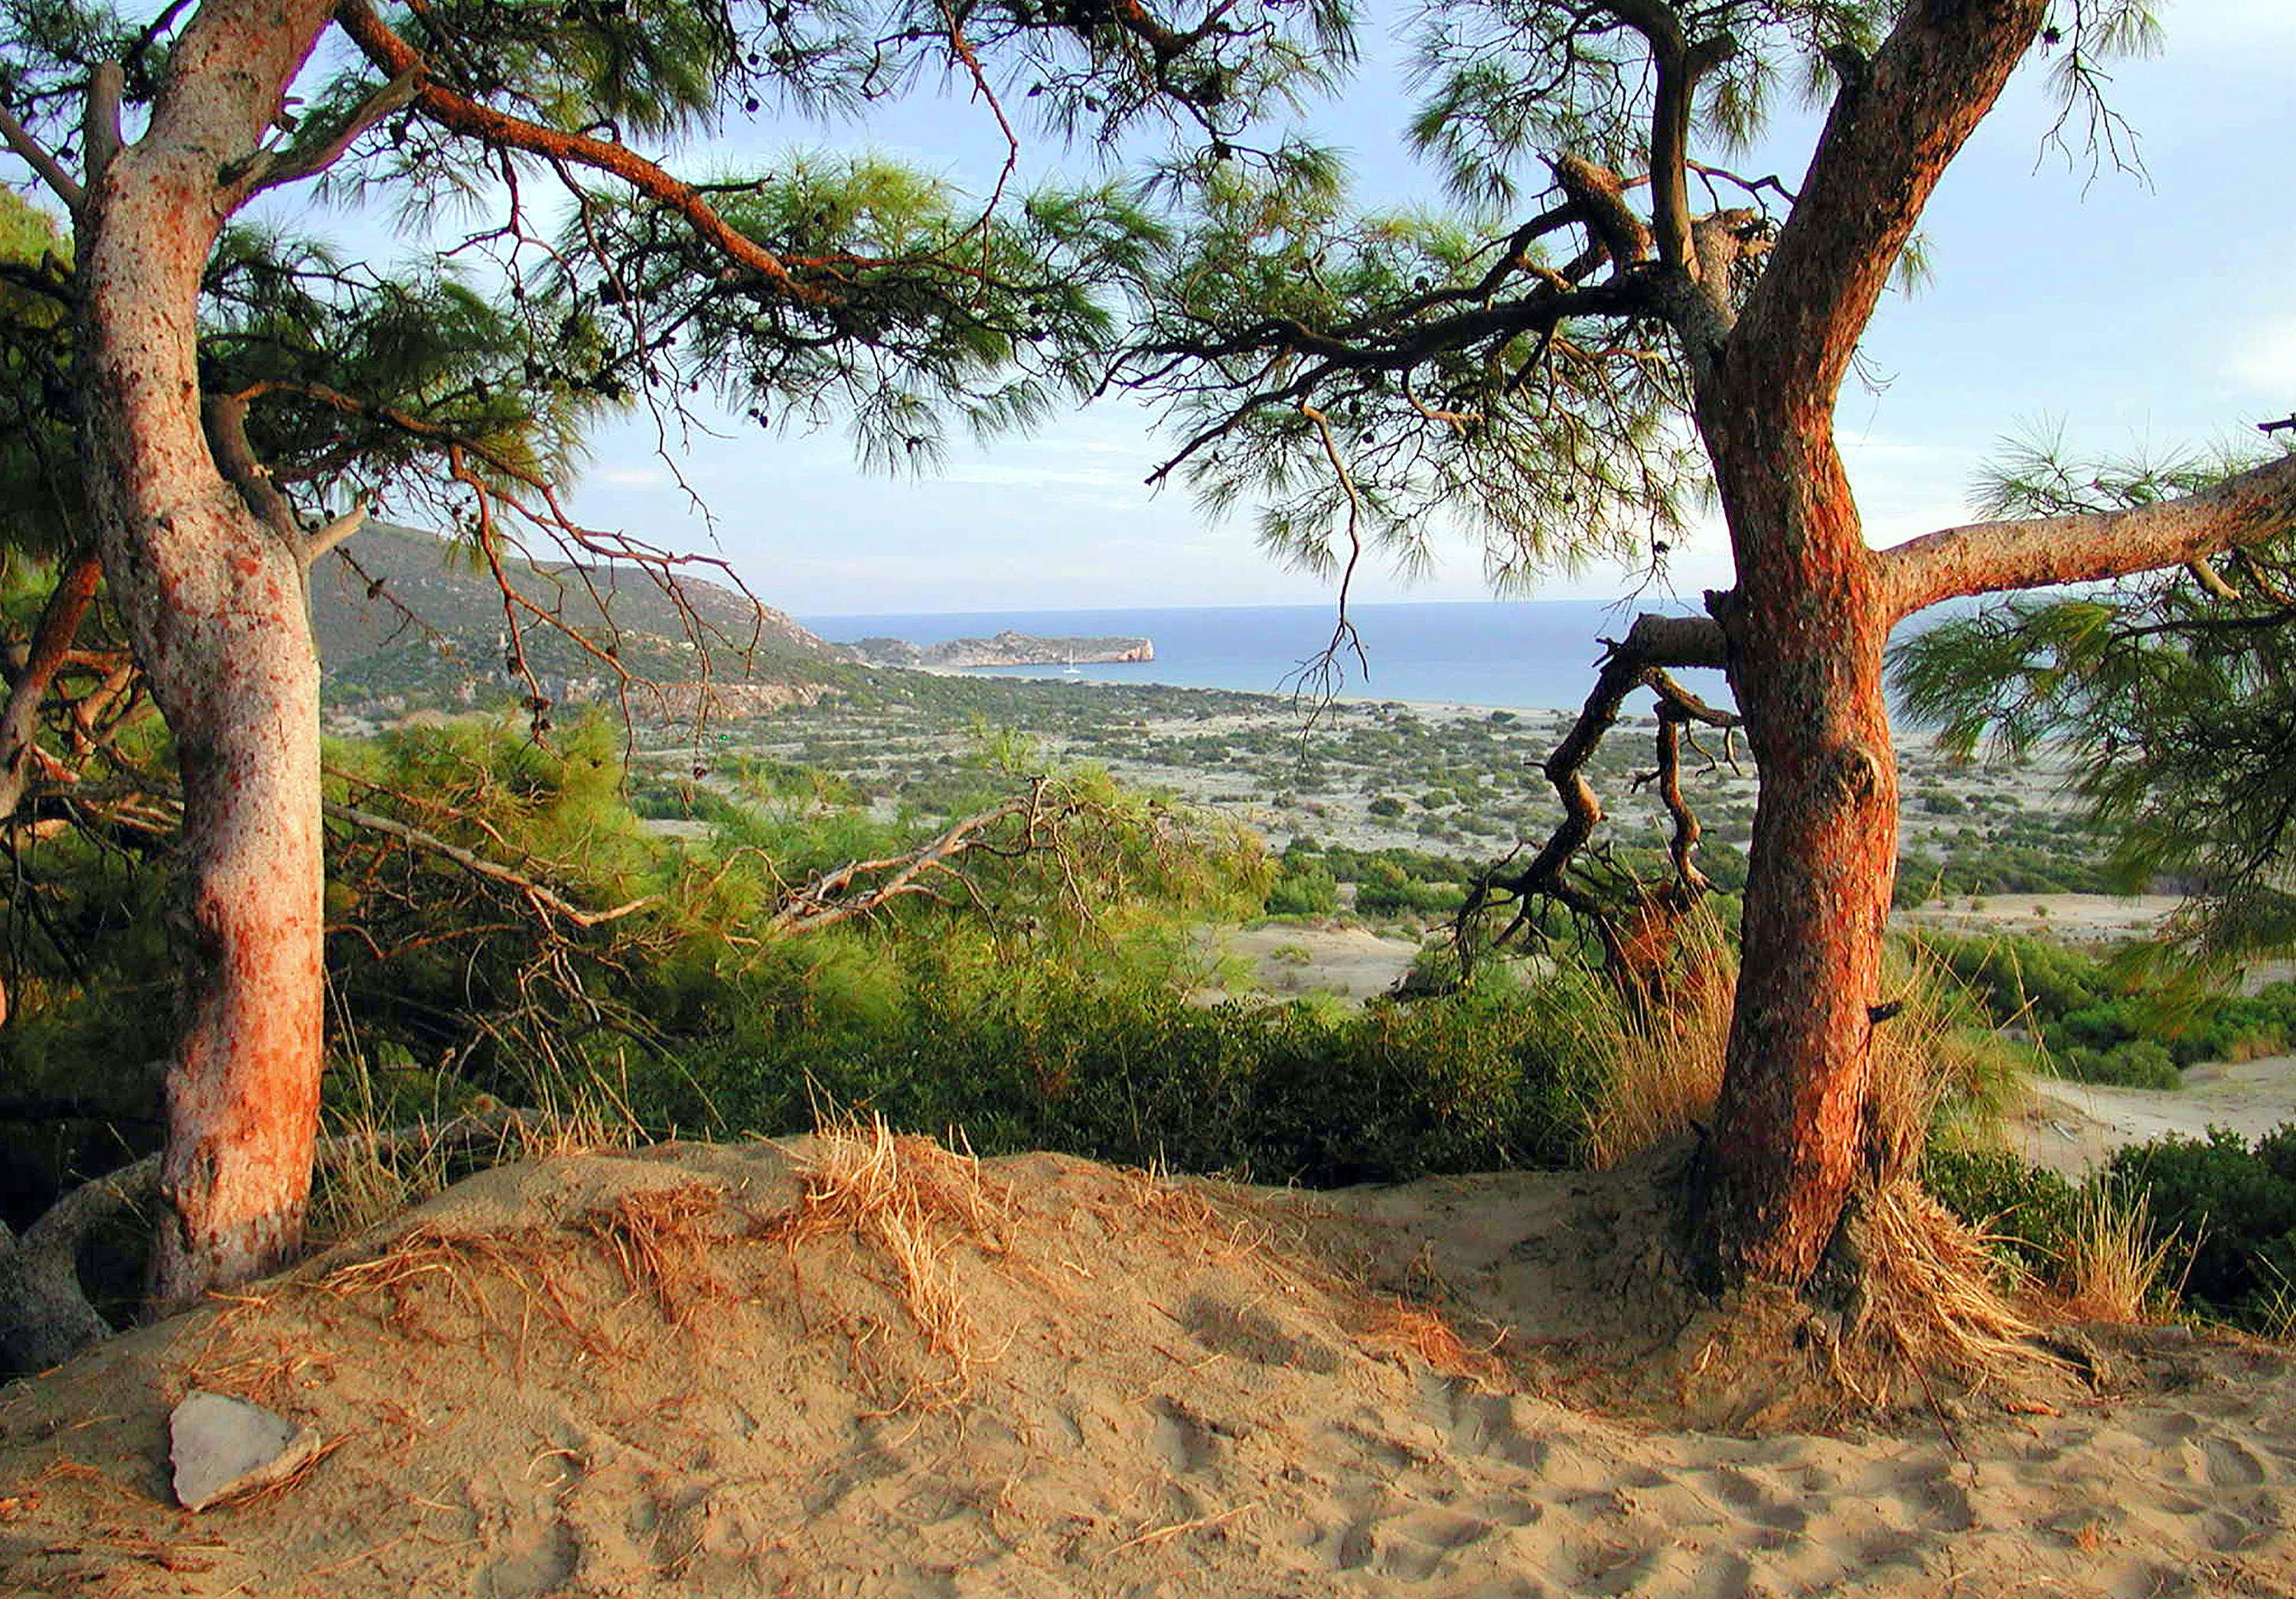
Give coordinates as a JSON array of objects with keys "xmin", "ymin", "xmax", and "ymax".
[{"xmin": 1894, "ymin": 431, "xmax": 2296, "ymax": 974}]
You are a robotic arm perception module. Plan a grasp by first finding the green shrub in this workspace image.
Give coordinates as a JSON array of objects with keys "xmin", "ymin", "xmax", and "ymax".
[
  {"xmin": 1917, "ymin": 931, "xmax": 2103, "ymax": 1023},
  {"xmin": 1264, "ymin": 858, "xmax": 1339, "ymax": 916},
  {"xmin": 2057, "ymin": 1041, "xmax": 2180, "ymax": 1090},
  {"xmin": 658, "ymin": 954, "xmax": 1613, "ymax": 1187},
  {"xmin": 1923, "ymin": 1145, "xmax": 2080, "ymax": 1274},
  {"xmin": 2105, "ymin": 1126, "xmax": 2296, "ymax": 1328}
]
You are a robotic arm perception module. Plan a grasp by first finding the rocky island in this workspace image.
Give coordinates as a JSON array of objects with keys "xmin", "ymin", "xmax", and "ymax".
[{"xmin": 839, "ymin": 629, "xmax": 1154, "ymax": 670}]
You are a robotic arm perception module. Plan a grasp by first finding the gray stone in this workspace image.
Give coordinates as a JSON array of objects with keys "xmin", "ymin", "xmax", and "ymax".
[{"xmin": 168, "ymin": 1389, "xmax": 324, "ymax": 1512}]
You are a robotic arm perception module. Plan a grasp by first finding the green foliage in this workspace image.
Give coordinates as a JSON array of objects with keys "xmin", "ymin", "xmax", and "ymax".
[
  {"xmin": 1893, "ymin": 428, "xmax": 2296, "ymax": 971},
  {"xmin": 0, "ymin": 721, "xmax": 1276, "ymax": 1216},
  {"xmin": 1906, "ymin": 931, "xmax": 2296, "ymax": 1088},
  {"xmin": 1915, "ymin": 931, "xmax": 2105, "ymax": 1024},
  {"xmin": 563, "ymin": 158, "xmax": 1169, "ymax": 475},
  {"xmin": 663, "ymin": 953, "xmax": 1609, "ymax": 1186},
  {"xmin": 2105, "ymin": 1126, "xmax": 2296, "ymax": 1330},
  {"xmin": 1922, "ymin": 1145, "xmax": 2082, "ymax": 1277},
  {"xmin": 1131, "ymin": 144, "xmax": 1697, "ymax": 592},
  {"xmin": 0, "ymin": 187, "xmax": 74, "ymax": 553},
  {"xmin": 2050, "ymin": 1040, "xmax": 2179, "ymax": 1092},
  {"xmin": 1264, "ymin": 855, "xmax": 1340, "ymax": 916}
]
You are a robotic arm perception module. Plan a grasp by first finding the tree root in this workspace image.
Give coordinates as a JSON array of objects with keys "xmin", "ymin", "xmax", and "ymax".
[{"xmin": 0, "ymin": 1106, "xmax": 525, "ymax": 1378}]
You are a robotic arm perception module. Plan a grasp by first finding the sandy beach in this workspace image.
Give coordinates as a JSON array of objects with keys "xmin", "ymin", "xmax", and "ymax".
[{"xmin": 6, "ymin": 1133, "xmax": 2296, "ymax": 1597}]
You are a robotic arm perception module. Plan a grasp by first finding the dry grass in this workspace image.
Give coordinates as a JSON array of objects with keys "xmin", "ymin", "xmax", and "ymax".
[
  {"xmin": 765, "ymin": 1112, "xmax": 1013, "ymax": 1389},
  {"xmin": 1361, "ymin": 1299, "xmax": 1508, "ymax": 1386},
  {"xmin": 308, "ymin": 1114, "xmax": 498, "ymax": 1245},
  {"xmin": 1585, "ymin": 922, "xmax": 2016, "ymax": 1181},
  {"xmin": 1847, "ymin": 1177, "xmax": 2053, "ymax": 1398},
  {"xmin": 315, "ymin": 1222, "xmax": 628, "ymax": 1366},
  {"xmin": 308, "ymin": 1077, "xmax": 645, "ymax": 1248},
  {"xmin": 578, "ymin": 1183, "xmax": 730, "ymax": 1328},
  {"xmin": 2056, "ymin": 1182, "xmax": 2179, "ymax": 1323},
  {"xmin": 1580, "ymin": 907, "xmax": 1736, "ymax": 1170},
  {"xmin": 1577, "ymin": 919, "xmax": 2061, "ymax": 1402}
]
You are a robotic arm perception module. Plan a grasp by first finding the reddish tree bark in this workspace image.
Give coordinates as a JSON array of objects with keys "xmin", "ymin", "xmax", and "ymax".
[
  {"xmin": 1683, "ymin": 0, "xmax": 2047, "ymax": 1284},
  {"xmin": 73, "ymin": 0, "xmax": 340, "ymax": 1311}
]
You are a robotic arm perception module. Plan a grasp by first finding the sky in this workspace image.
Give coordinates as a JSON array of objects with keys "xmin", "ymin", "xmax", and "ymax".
[{"xmin": 163, "ymin": 3, "xmax": 2296, "ymax": 615}]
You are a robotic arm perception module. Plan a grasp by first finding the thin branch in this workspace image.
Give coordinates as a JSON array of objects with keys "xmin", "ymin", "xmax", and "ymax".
[
  {"xmin": 243, "ymin": 66, "xmax": 422, "ymax": 194},
  {"xmin": 325, "ymin": 801, "xmax": 660, "ymax": 927},
  {"xmin": 334, "ymin": 0, "xmax": 832, "ymax": 306},
  {"xmin": 0, "ymin": 550, "xmax": 103, "ymax": 829},
  {"xmin": 304, "ymin": 504, "xmax": 369, "ymax": 563},
  {"xmin": 0, "ymin": 101, "xmax": 86, "ymax": 214}
]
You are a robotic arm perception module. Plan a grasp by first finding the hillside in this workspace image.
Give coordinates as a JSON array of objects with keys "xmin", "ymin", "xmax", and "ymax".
[{"xmin": 311, "ymin": 523, "xmax": 851, "ymax": 718}]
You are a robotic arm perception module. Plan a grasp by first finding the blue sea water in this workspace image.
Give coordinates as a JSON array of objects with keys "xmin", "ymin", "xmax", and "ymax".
[{"xmin": 800, "ymin": 599, "xmax": 1735, "ymax": 715}]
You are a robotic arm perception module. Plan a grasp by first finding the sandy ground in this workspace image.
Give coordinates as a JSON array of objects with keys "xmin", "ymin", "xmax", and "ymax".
[
  {"xmin": 1202, "ymin": 922, "xmax": 1427, "ymax": 1000},
  {"xmin": 7, "ymin": 1136, "xmax": 2296, "ymax": 1598},
  {"xmin": 2014, "ymin": 1057, "xmax": 2296, "ymax": 1180},
  {"xmin": 1895, "ymin": 893, "xmax": 2188, "ymax": 948}
]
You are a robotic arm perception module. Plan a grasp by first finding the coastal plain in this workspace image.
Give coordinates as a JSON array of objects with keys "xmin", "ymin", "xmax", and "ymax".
[
  {"xmin": 647, "ymin": 671, "xmax": 2296, "ymax": 1179},
  {"xmin": 15, "ymin": 670, "xmax": 2294, "ymax": 1596}
]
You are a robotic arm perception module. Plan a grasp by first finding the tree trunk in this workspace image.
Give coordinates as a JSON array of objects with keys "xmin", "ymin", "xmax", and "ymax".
[
  {"xmin": 1679, "ymin": 0, "xmax": 2046, "ymax": 1289},
  {"xmin": 1694, "ymin": 408, "xmax": 1898, "ymax": 1285},
  {"xmin": 73, "ymin": 0, "xmax": 339, "ymax": 1314}
]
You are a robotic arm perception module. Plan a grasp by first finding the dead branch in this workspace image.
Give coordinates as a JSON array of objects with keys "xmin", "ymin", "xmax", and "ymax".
[
  {"xmin": 0, "ymin": 549, "xmax": 103, "ymax": 827},
  {"xmin": 1456, "ymin": 611, "xmax": 1733, "ymax": 993},
  {"xmin": 765, "ymin": 785, "xmax": 1050, "ymax": 935},
  {"xmin": 0, "ymin": 97, "xmax": 85, "ymax": 214},
  {"xmin": 325, "ymin": 801, "xmax": 660, "ymax": 928}
]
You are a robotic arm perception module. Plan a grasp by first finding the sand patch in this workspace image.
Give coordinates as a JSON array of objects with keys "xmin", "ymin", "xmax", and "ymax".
[
  {"xmin": 1199, "ymin": 922, "xmax": 1427, "ymax": 1001},
  {"xmin": 2014, "ymin": 1054, "xmax": 2296, "ymax": 1178},
  {"xmin": 4, "ymin": 1141, "xmax": 2294, "ymax": 1597}
]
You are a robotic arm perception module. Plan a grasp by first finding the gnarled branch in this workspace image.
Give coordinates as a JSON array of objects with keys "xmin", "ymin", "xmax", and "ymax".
[
  {"xmin": 0, "ymin": 1108, "xmax": 527, "ymax": 1375},
  {"xmin": 1456, "ymin": 611, "xmax": 1734, "ymax": 992}
]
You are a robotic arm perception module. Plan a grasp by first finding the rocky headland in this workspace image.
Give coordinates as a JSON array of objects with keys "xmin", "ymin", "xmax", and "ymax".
[{"xmin": 840, "ymin": 628, "xmax": 1154, "ymax": 669}]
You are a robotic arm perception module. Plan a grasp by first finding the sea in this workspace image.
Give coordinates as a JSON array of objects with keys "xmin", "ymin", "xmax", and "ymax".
[{"xmin": 799, "ymin": 599, "xmax": 1733, "ymax": 716}]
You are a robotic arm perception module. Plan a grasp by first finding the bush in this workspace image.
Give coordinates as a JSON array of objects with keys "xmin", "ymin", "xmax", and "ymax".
[
  {"xmin": 1368, "ymin": 795, "xmax": 1406, "ymax": 818},
  {"xmin": 2105, "ymin": 1126, "xmax": 2296, "ymax": 1329},
  {"xmin": 1264, "ymin": 858, "xmax": 1339, "ymax": 916},
  {"xmin": 1923, "ymin": 1146, "xmax": 2081, "ymax": 1275},
  {"xmin": 2050, "ymin": 1040, "xmax": 2179, "ymax": 1091},
  {"xmin": 667, "ymin": 958, "xmax": 1613, "ymax": 1186},
  {"xmin": 1918, "ymin": 931, "xmax": 2102, "ymax": 1023}
]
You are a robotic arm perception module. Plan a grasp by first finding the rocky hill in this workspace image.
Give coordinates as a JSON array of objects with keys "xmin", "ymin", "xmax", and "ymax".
[{"xmin": 312, "ymin": 523, "xmax": 850, "ymax": 720}]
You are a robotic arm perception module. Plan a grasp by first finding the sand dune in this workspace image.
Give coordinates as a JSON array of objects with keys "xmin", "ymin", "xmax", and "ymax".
[{"xmin": 5, "ymin": 1135, "xmax": 2293, "ymax": 1597}]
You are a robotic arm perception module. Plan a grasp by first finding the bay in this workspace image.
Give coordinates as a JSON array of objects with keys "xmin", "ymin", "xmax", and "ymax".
[{"xmin": 801, "ymin": 599, "xmax": 1733, "ymax": 715}]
